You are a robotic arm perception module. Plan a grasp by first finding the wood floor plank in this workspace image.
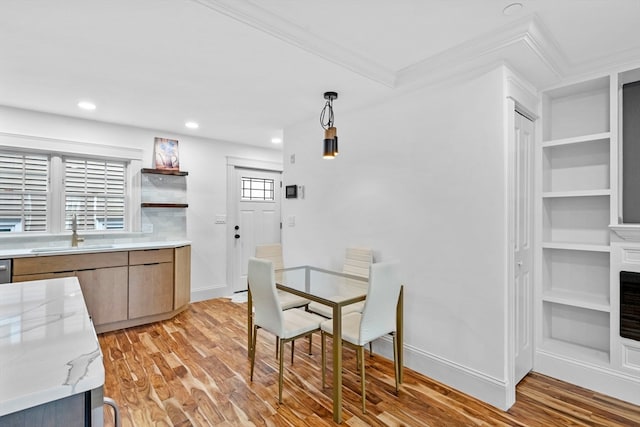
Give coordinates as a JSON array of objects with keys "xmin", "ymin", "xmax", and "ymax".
[{"xmin": 98, "ymin": 298, "xmax": 640, "ymax": 426}]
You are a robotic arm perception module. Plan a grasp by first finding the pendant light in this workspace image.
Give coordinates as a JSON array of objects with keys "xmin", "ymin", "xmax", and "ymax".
[{"xmin": 320, "ymin": 91, "xmax": 339, "ymax": 158}]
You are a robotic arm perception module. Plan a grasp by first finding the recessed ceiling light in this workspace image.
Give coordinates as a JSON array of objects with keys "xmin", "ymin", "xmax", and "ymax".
[
  {"xmin": 271, "ymin": 137, "xmax": 282, "ymax": 144},
  {"xmin": 502, "ymin": 2, "xmax": 523, "ymax": 16},
  {"xmin": 185, "ymin": 121, "xmax": 199, "ymax": 129},
  {"xmin": 77, "ymin": 101, "xmax": 96, "ymax": 110}
]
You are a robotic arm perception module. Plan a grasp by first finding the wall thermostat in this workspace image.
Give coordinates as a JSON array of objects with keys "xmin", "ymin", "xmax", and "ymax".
[{"xmin": 285, "ymin": 185, "xmax": 297, "ymax": 198}]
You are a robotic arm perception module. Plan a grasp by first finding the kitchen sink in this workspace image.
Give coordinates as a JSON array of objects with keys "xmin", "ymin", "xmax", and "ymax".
[{"xmin": 31, "ymin": 244, "xmax": 114, "ymax": 253}]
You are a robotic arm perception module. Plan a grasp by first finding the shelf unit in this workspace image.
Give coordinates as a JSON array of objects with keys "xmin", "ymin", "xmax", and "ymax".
[
  {"xmin": 539, "ymin": 75, "xmax": 612, "ymax": 366},
  {"xmin": 140, "ymin": 168, "xmax": 189, "ymax": 208}
]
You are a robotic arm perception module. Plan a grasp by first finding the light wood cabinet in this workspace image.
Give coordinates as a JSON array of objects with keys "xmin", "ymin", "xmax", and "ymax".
[
  {"xmin": 11, "ymin": 245, "xmax": 191, "ymax": 333},
  {"xmin": 129, "ymin": 262, "xmax": 174, "ymax": 319},
  {"xmin": 76, "ymin": 267, "xmax": 128, "ymax": 325},
  {"xmin": 174, "ymin": 245, "xmax": 191, "ymax": 309}
]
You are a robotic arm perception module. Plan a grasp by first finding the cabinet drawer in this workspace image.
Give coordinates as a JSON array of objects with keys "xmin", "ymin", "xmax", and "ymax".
[
  {"xmin": 13, "ymin": 251, "xmax": 128, "ymax": 275},
  {"xmin": 129, "ymin": 248, "xmax": 173, "ymax": 265}
]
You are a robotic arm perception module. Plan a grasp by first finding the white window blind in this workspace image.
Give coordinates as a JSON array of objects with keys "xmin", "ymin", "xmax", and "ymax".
[
  {"xmin": 0, "ymin": 152, "xmax": 48, "ymax": 232},
  {"xmin": 64, "ymin": 158, "xmax": 126, "ymax": 230}
]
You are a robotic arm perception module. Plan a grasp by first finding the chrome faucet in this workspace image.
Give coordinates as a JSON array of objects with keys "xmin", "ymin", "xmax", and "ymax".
[{"xmin": 71, "ymin": 214, "xmax": 84, "ymax": 247}]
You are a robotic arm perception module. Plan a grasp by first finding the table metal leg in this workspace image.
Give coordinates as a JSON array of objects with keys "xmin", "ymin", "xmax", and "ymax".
[
  {"xmin": 247, "ymin": 287, "xmax": 253, "ymax": 359},
  {"xmin": 332, "ymin": 304, "xmax": 343, "ymax": 423},
  {"xmin": 397, "ymin": 285, "xmax": 404, "ymax": 383}
]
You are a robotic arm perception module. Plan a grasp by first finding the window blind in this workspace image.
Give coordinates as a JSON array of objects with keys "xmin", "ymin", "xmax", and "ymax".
[
  {"xmin": 0, "ymin": 152, "xmax": 49, "ymax": 232},
  {"xmin": 64, "ymin": 158, "xmax": 126, "ymax": 230}
]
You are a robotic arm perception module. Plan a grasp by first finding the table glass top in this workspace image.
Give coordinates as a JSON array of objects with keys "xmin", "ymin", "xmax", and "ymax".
[{"xmin": 277, "ymin": 265, "xmax": 368, "ymax": 303}]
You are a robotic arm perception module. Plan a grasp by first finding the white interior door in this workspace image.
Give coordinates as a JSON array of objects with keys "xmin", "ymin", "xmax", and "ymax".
[
  {"xmin": 231, "ymin": 168, "xmax": 281, "ymax": 292},
  {"xmin": 514, "ymin": 111, "xmax": 534, "ymax": 383}
]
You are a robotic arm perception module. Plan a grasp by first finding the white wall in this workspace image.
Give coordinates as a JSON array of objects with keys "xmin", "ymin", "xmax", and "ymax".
[
  {"xmin": 282, "ymin": 67, "xmax": 511, "ymax": 407},
  {"xmin": 0, "ymin": 105, "xmax": 282, "ymax": 299}
]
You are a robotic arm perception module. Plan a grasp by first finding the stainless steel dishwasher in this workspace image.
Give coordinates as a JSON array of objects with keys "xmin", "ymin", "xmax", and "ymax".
[{"xmin": 0, "ymin": 259, "xmax": 11, "ymax": 283}]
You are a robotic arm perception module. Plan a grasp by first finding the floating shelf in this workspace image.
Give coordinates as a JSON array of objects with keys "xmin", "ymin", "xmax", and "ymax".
[
  {"xmin": 141, "ymin": 168, "xmax": 188, "ymax": 176},
  {"xmin": 141, "ymin": 203, "xmax": 188, "ymax": 208}
]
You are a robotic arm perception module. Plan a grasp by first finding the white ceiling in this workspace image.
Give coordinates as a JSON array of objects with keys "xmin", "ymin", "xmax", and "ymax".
[{"xmin": 2, "ymin": 0, "xmax": 640, "ymax": 149}]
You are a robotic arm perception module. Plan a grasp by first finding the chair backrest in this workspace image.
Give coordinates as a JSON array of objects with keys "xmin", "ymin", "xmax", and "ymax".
[
  {"xmin": 255, "ymin": 243, "xmax": 284, "ymax": 270},
  {"xmin": 343, "ymin": 247, "xmax": 373, "ymax": 278},
  {"xmin": 359, "ymin": 261, "xmax": 401, "ymax": 344},
  {"xmin": 248, "ymin": 257, "xmax": 284, "ymax": 336}
]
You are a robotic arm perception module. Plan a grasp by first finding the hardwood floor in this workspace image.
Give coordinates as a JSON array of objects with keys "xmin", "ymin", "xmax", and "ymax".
[{"xmin": 98, "ymin": 298, "xmax": 640, "ymax": 426}]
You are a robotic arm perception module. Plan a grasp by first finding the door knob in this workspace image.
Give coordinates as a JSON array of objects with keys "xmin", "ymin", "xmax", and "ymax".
[
  {"xmin": 235, "ymin": 234, "xmax": 241, "ymax": 239},
  {"xmin": 234, "ymin": 225, "xmax": 240, "ymax": 230}
]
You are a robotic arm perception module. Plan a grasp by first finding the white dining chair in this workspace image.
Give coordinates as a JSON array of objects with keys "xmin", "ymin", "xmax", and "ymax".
[
  {"xmin": 255, "ymin": 243, "xmax": 312, "ymax": 356},
  {"xmin": 255, "ymin": 243, "xmax": 310, "ymax": 310},
  {"xmin": 320, "ymin": 261, "xmax": 401, "ymax": 413},
  {"xmin": 248, "ymin": 257, "xmax": 325, "ymax": 404},
  {"xmin": 308, "ymin": 247, "xmax": 372, "ymax": 318}
]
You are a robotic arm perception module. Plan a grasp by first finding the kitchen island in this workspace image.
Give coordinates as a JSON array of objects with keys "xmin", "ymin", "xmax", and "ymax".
[{"xmin": 0, "ymin": 277, "xmax": 105, "ymax": 426}]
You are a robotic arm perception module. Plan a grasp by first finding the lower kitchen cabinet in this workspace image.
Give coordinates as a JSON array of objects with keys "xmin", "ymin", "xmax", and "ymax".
[
  {"xmin": 76, "ymin": 266, "xmax": 128, "ymax": 325},
  {"xmin": 128, "ymin": 262, "xmax": 174, "ymax": 319},
  {"xmin": 12, "ymin": 244, "xmax": 191, "ymax": 333}
]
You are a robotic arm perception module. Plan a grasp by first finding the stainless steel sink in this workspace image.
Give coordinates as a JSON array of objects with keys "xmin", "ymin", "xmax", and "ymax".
[{"xmin": 31, "ymin": 244, "xmax": 114, "ymax": 253}]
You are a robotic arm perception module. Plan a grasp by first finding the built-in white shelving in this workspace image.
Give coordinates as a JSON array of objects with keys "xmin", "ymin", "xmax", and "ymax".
[{"xmin": 539, "ymin": 74, "xmax": 612, "ymax": 365}]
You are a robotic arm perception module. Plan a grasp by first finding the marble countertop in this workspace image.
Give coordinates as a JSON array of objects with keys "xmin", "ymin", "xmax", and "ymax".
[
  {"xmin": 0, "ymin": 277, "xmax": 104, "ymax": 417},
  {"xmin": 0, "ymin": 239, "xmax": 191, "ymax": 259}
]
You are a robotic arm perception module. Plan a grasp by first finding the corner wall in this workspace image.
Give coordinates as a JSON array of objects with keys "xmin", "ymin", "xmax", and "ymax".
[{"xmin": 282, "ymin": 67, "xmax": 512, "ymax": 408}]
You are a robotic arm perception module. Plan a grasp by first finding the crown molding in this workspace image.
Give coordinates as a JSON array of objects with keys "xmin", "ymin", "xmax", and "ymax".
[
  {"xmin": 395, "ymin": 15, "xmax": 568, "ymax": 89},
  {"xmin": 191, "ymin": 2, "xmax": 579, "ymax": 91},
  {"xmin": 192, "ymin": 0, "xmax": 396, "ymax": 87}
]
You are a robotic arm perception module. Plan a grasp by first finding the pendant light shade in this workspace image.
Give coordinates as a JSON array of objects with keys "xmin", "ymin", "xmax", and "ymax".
[{"xmin": 320, "ymin": 92, "xmax": 339, "ymax": 158}]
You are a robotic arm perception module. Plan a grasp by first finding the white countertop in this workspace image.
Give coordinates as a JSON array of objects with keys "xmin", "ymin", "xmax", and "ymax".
[
  {"xmin": 0, "ymin": 277, "xmax": 104, "ymax": 417},
  {"xmin": 0, "ymin": 239, "xmax": 191, "ymax": 259}
]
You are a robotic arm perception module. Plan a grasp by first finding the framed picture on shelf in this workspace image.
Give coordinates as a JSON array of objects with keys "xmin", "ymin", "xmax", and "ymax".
[{"xmin": 153, "ymin": 137, "xmax": 180, "ymax": 170}]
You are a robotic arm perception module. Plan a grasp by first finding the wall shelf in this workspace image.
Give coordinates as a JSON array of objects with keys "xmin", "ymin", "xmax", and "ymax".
[
  {"xmin": 141, "ymin": 203, "xmax": 188, "ymax": 208},
  {"xmin": 542, "ymin": 132, "xmax": 610, "ymax": 148},
  {"xmin": 542, "ymin": 289, "xmax": 610, "ymax": 312},
  {"xmin": 542, "ymin": 189, "xmax": 611, "ymax": 198},
  {"xmin": 141, "ymin": 168, "xmax": 188, "ymax": 176}
]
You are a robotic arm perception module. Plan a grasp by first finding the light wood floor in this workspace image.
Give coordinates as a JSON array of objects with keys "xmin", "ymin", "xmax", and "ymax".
[{"xmin": 98, "ymin": 298, "xmax": 640, "ymax": 426}]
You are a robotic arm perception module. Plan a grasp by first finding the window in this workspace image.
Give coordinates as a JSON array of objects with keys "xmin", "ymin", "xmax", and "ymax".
[
  {"xmin": 241, "ymin": 177, "xmax": 275, "ymax": 201},
  {"xmin": 0, "ymin": 152, "xmax": 48, "ymax": 232},
  {"xmin": 64, "ymin": 158, "xmax": 126, "ymax": 230}
]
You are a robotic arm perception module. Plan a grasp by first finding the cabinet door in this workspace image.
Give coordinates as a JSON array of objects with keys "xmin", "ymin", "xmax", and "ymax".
[
  {"xmin": 76, "ymin": 267, "xmax": 128, "ymax": 326},
  {"xmin": 129, "ymin": 263, "xmax": 174, "ymax": 319},
  {"xmin": 174, "ymin": 245, "xmax": 191, "ymax": 309}
]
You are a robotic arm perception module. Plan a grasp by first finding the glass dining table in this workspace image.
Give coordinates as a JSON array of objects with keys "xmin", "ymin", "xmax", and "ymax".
[{"xmin": 247, "ymin": 265, "xmax": 403, "ymax": 423}]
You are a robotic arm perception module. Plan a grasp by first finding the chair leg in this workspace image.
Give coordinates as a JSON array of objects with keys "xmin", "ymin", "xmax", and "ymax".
[
  {"xmin": 250, "ymin": 325, "xmax": 258, "ymax": 381},
  {"xmin": 358, "ymin": 345, "xmax": 366, "ymax": 413},
  {"xmin": 291, "ymin": 339, "xmax": 295, "ymax": 364},
  {"xmin": 369, "ymin": 341, "xmax": 373, "ymax": 357},
  {"xmin": 275, "ymin": 337, "xmax": 279, "ymax": 359},
  {"xmin": 279, "ymin": 338, "xmax": 285, "ymax": 404},
  {"xmin": 392, "ymin": 334, "xmax": 399, "ymax": 394},
  {"xmin": 321, "ymin": 332, "xmax": 326, "ymax": 389},
  {"xmin": 308, "ymin": 333, "xmax": 313, "ymax": 355}
]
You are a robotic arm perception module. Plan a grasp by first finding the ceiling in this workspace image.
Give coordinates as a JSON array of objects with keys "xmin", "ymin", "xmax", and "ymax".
[{"xmin": 2, "ymin": 0, "xmax": 640, "ymax": 149}]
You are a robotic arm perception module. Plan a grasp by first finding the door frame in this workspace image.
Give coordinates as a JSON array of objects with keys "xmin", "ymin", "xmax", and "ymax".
[
  {"xmin": 225, "ymin": 156, "xmax": 283, "ymax": 294},
  {"xmin": 505, "ymin": 74, "xmax": 539, "ymax": 409}
]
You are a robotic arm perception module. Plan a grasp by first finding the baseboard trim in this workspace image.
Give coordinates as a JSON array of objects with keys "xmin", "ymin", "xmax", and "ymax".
[
  {"xmin": 535, "ymin": 350, "xmax": 640, "ymax": 406},
  {"xmin": 373, "ymin": 336, "xmax": 511, "ymax": 410},
  {"xmin": 191, "ymin": 284, "xmax": 229, "ymax": 302}
]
